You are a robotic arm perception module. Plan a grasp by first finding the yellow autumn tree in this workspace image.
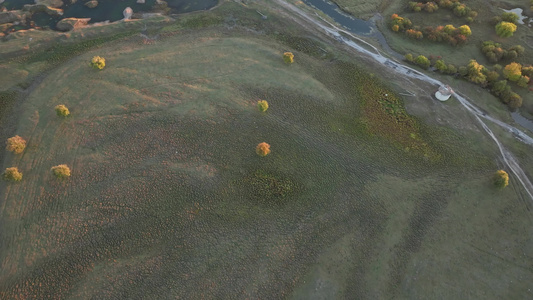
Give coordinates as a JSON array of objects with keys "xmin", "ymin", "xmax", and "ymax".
[
  {"xmin": 256, "ymin": 142, "xmax": 271, "ymax": 157},
  {"xmin": 6, "ymin": 135, "xmax": 26, "ymax": 154},
  {"xmin": 493, "ymin": 170, "xmax": 509, "ymax": 189},
  {"xmin": 503, "ymin": 62, "xmax": 522, "ymax": 81},
  {"xmin": 3, "ymin": 167, "xmax": 22, "ymax": 182},
  {"xmin": 283, "ymin": 52, "xmax": 294, "ymax": 64}
]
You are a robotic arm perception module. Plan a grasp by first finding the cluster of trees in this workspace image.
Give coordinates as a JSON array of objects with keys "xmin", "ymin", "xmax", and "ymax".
[
  {"xmin": 408, "ymin": 2, "xmax": 439, "ymax": 13},
  {"xmin": 492, "ymin": 12, "xmax": 520, "ymax": 25},
  {"xmin": 404, "ymin": 54, "xmax": 526, "ymax": 109},
  {"xmin": 435, "ymin": 0, "xmax": 478, "ymax": 22},
  {"xmin": 502, "ymin": 62, "xmax": 532, "ymax": 87},
  {"xmin": 424, "ymin": 24, "xmax": 471, "ymax": 45},
  {"xmin": 390, "ymin": 14, "xmax": 413, "ymax": 32},
  {"xmin": 391, "ymin": 14, "xmax": 471, "ymax": 45},
  {"xmin": 481, "ymin": 41, "xmax": 525, "ymax": 63}
]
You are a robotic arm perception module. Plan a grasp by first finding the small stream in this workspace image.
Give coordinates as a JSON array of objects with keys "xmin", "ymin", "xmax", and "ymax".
[{"xmin": 279, "ymin": 0, "xmax": 533, "ymax": 201}]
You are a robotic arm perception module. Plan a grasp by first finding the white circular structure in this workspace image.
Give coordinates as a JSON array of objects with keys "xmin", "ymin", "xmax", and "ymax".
[
  {"xmin": 435, "ymin": 85, "xmax": 453, "ymax": 101},
  {"xmin": 123, "ymin": 7, "xmax": 133, "ymax": 20}
]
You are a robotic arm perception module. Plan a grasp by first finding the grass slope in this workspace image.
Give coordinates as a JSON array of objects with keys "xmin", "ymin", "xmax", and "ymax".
[{"xmin": 0, "ymin": 2, "xmax": 532, "ymax": 299}]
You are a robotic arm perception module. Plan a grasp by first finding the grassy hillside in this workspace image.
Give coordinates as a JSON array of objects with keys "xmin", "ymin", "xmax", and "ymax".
[{"xmin": 0, "ymin": 1, "xmax": 532, "ymax": 299}]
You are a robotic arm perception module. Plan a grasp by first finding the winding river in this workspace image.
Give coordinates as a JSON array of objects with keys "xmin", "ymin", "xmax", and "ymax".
[{"xmin": 279, "ymin": 0, "xmax": 533, "ymax": 201}]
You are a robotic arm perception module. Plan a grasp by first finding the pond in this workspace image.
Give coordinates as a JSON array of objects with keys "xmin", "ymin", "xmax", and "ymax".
[{"xmin": 1, "ymin": 0, "xmax": 218, "ymax": 29}]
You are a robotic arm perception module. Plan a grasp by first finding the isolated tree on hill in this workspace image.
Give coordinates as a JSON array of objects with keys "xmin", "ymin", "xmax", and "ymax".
[
  {"xmin": 257, "ymin": 100, "xmax": 269, "ymax": 112},
  {"xmin": 283, "ymin": 52, "xmax": 294, "ymax": 64},
  {"xmin": 6, "ymin": 135, "xmax": 26, "ymax": 154},
  {"xmin": 495, "ymin": 21, "xmax": 517, "ymax": 37},
  {"xmin": 51, "ymin": 164, "xmax": 71, "ymax": 179},
  {"xmin": 493, "ymin": 170, "xmax": 509, "ymax": 189},
  {"xmin": 55, "ymin": 104, "xmax": 70, "ymax": 117},
  {"xmin": 256, "ymin": 142, "xmax": 271, "ymax": 157},
  {"xmin": 90, "ymin": 56, "xmax": 106, "ymax": 70},
  {"xmin": 3, "ymin": 167, "xmax": 22, "ymax": 182},
  {"xmin": 503, "ymin": 62, "xmax": 522, "ymax": 81}
]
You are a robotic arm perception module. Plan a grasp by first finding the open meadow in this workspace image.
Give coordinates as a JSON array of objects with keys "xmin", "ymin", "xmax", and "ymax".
[{"xmin": 1, "ymin": 1, "xmax": 532, "ymax": 298}]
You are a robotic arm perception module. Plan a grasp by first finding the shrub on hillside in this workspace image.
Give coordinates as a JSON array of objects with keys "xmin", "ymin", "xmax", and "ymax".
[
  {"xmin": 406, "ymin": 29, "xmax": 423, "ymax": 39},
  {"xmin": 404, "ymin": 53, "xmax": 414, "ymax": 62},
  {"xmin": 6, "ymin": 135, "xmax": 26, "ymax": 154},
  {"xmin": 446, "ymin": 64, "xmax": 457, "ymax": 74},
  {"xmin": 495, "ymin": 22, "xmax": 517, "ymax": 38},
  {"xmin": 256, "ymin": 142, "xmax": 271, "ymax": 157},
  {"xmin": 283, "ymin": 52, "xmax": 294, "ymax": 64},
  {"xmin": 55, "ymin": 104, "xmax": 70, "ymax": 117},
  {"xmin": 257, "ymin": 100, "xmax": 269, "ymax": 112},
  {"xmin": 3, "ymin": 167, "xmax": 22, "ymax": 182},
  {"xmin": 90, "ymin": 56, "xmax": 106, "ymax": 69},
  {"xmin": 493, "ymin": 170, "xmax": 509, "ymax": 189},
  {"xmin": 51, "ymin": 164, "xmax": 71, "ymax": 179}
]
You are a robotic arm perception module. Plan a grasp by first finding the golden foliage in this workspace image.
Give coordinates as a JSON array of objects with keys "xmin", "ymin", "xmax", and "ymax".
[
  {"xmin": 6, "ymin": 135, "xmax": 26, "ymax": 154},
  {"xmin": 3, "ymin": 167, "xmax": 22, "ymax": 182},
  {"xmin": 90, "ymin": 56, "xmax": 106, "ymax": 69},
  {"xmin": 283, "ymin": 52, "xmax": 294, "ymax": 64},
  {"xmin": 55, "ymin": 104, "xmax": 70, "ymax": 117},
  {"xmin": 51, "ymin": 164, "xmax": 71, "ymax": 179},
  {"xmin": 493, "ymin": 170, "xmax": 509, "ymax": 189},
  {"xmin": 257, "ymin": 100, "xmax": 269, "ymax": 112},
  {"xmin": 256, "ymin": 142, "xmax": 271, "ymax": 157}
]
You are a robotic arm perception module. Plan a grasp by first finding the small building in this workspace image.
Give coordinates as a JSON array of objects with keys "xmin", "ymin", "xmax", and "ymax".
[{"xmin": 435, "ymin": 85, "xmax": 453, "ymax": 101}]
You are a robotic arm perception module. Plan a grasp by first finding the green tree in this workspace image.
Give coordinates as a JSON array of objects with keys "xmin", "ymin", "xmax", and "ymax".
[
  {"xmin": 495, "ymin": 21, "xmax": 517, "ymax": 37},
  {"xmin": 415, "ymin": 55, "xmax": 430, "ymax": 69},
  {"xmin": 508, "ymin": 93, "xmax": 523, "ymax": 109},
  {"xmin": 404, "ymin": 53, "xmax": 414, "ymax": 62},
  {"xmin": 501, "ymin": 12, "xmax": 519, "ymax": 24},
  {"xmin": 446, "ymin": 64, "xmax": 457, "ymax": 74},
  {"xmin": 486, "ymin": 71, "xmax": 500, "ymax": 83},
  {"xmin": 517, "ymin": 76, "xmax": 530, "ymax": 88},
  {"xmin": 434, "ymin": 60, "xmax": 447, "ymax": 72},
  {"xmin": 503, "ymin": 62, "xmax": 522, "ymax": 82},
  {"xmin": 90, "ymin": 56, "xmax": 106, "ymax": 70},
  {"xmin": 6, "ymin": 135, "xmax": 26, "ymax": 154},
  {"xmin": 493, "ymin": 170, "xmax": 509, "ymax": 189},
  {"xmin": 491, "ymin": 80, "xmax": 508, "ymax": 95},
  {"xmin": 3, "ymin": 167, "xmax": 22, "ymax": 182}
]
